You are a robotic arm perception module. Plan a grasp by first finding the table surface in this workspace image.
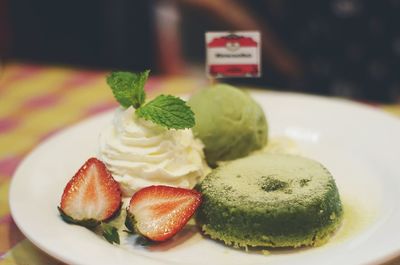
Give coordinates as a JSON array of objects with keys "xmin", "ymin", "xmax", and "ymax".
[{"xmin": 0, "ymin": 63, "xmax": 399, "ymax": 265}]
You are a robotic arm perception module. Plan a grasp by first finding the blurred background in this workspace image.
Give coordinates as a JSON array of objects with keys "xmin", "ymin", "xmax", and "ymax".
[{"xmin": 1, "ymin": 0, "xmax": 400, "ymax": 103}]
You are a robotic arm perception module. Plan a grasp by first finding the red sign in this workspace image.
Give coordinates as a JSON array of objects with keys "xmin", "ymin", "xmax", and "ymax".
[{"xmin": 206, "ymin": 32, "xmax": 261, "ymax": 78}]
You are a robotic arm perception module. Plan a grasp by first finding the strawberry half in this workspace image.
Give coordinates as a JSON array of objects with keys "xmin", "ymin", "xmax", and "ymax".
[
  {"xmin": 58, "ymin": 157, "xmax": 121, "ymax": 228},
  {"xmin": 125, "ymin": 185, "xmax": 202, "ymax": 241}
]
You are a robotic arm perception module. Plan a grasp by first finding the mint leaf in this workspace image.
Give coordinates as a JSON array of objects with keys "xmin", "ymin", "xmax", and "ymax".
[
  {"xmin": 106, "ymin": 70, "xmax": 149, "ymax": 108},
  {"xmin": 136, "ymin": 95, "xmax": 195, "ymax": 129},
  {"xmin": 101, "ymin": 223, "xmax": 120, "ymax": 245}
]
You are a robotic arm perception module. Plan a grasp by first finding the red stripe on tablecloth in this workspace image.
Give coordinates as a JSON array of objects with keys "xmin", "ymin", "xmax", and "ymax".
[
  {"xmin": 23, "ymin": 93, "xmax": 61, "ymax": 109},
  {"xmin": 0, "ymin": 65, "xmax": 44, "ymax": 92},
  {"xmin": 11, "ymin": 69, "xmax": 105, "ymax": 122},
  {"xmin": 0, "ymin": 214, "xmax": 12, "ymax": 225},
  {"xmin": 0, "ymin": 156, "xmax": 22, "ymax": 177},
  {"xmin": 0, "ymin": 215, "xmax": 27, "ymax": 255},
  {"xmin": 144, "ymin": 77, "xmax": 162, "ymax": 93},
  {"xmin": 0, "ymin": 118, "xmax": 19, "ymax": 134},
  {"xmin": 58, "ymin": 71, "xmax": 105, "ymax": 91},
  {"xmin": 84, "ymin": 101, "xmax": 118, "ymax": 117}
]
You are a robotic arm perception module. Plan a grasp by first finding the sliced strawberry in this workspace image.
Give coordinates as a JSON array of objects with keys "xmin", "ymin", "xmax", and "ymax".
[
  {"xmin": 58, "ymin": 157, "xmax": 121, "ymax": 228},
  {"xmin": 125, "ymin": 185, "xmax": 202, "ymax": 241}
]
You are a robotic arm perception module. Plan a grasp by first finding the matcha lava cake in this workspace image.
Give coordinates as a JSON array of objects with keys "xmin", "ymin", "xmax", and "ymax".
[{"xmin": 196, "ymin": 153, "xmax": 343, "ymax": 248}]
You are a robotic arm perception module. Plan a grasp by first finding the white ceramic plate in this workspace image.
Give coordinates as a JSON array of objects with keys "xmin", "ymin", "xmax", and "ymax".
[{"xmin": 10, "ymin": 91, "xmax": 400, "ymax": 265}]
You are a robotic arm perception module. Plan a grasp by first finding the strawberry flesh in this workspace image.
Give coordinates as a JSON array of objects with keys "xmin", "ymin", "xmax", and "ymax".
[
  {"xmin": 59, "ymin": 157, "xmax": 121, "ymax": 227},
  {"xmin": 126, "ymin": 185, "xmax": 202, "ymax": 241}
]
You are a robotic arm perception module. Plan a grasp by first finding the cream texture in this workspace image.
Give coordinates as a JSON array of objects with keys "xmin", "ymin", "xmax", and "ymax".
[{"xmin": 99, "ymin": 107, "xmax": 210, "ymax": 196}]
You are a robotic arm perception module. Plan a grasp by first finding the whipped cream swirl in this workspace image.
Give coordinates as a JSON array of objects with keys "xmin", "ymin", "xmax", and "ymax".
[{"xmin": 99, "ymin": 107, "xmax": 209, "ymax": 196}]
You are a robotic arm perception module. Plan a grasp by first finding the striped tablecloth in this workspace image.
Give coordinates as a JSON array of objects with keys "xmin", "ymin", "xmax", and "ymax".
[{"xmin": 0, "ymin": 63, "xmax": 399, "ymax": 265}]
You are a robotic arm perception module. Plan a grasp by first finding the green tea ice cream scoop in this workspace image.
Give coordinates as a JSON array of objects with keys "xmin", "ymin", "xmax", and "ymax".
[{"xmin": 188, "ymin": 84, "xmax": 268, "ymax": 166}]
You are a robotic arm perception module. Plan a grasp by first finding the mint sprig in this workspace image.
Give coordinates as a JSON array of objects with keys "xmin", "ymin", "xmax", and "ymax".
[
  {"xmin": 106, "ymin": 71, "xmax": 195, "ymax": 130},
  {"xmin": 107, "ymin": 70, "xmax": 149, "ymax": 108},
  {"xmin": 137, "ymin": 95, "xmax": 195, "ymax": 129}
]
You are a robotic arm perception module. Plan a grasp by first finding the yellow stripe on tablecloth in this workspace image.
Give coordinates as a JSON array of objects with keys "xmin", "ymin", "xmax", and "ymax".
[
  {"xmin": 0, "ymin": 107, "xmax": 88, "ymax": 157},
  {"xmin": 0, "ymin": 136, "xmax": 36, "ymax": 159},
  {"xmin": 0, "ymin": 106, "xmax": 82, "ymax": 158},
  {"xmin": 381, "ymin": 105, "xmax": 400, "ymax": 117},
  {"xmin": 4, "ymin": 82, "xmax": 112, "ymax": 134},
  {"xmin": 0, "ymin": 179, "xmax": 10, "ymax": 217},
  {"xmin": 0, "ymin": 240, "xmax": 65, "ymax": 265},
  {"xmin": 0, "ymin": 75, "xmax": 114, "ymax": 158},
  {"xmin": 59, "ymin": 81, "xmax": 112, "ymax": 110},
  {"xmin": 0, "ymin": 70, "xmax": 73, "ymax": 118}
]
